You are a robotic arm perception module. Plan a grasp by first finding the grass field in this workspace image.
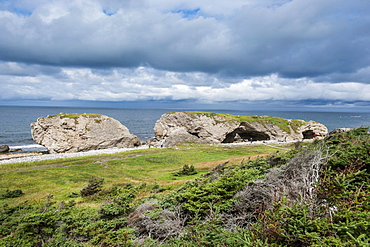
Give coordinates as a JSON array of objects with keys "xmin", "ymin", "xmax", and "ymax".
[{"xmin": 0, "ymin": 142, "xmax": 294, "ymax": 207}]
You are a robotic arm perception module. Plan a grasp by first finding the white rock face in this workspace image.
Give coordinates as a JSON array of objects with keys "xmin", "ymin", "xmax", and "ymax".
[
  {"xmin": 31, "ymin": 113, "xmax": 141, "ymax": 153},
  {"xmin": 149, "ymin": 112, "xmax": 328, "ymax": 147},
  {"xmin": 152, "ymin": 112, "xmax": 239, "ymax": 147}
]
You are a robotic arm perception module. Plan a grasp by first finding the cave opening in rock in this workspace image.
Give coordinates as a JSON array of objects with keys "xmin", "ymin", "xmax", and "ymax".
[
  {"xmin": 222, "ymin": 130, "xmax": 270, "ymax": 143},
  {"xmin": 189, "ymin": 132, "xmax": 200, "ymax": 138},
  {"xmin": 302, "ymin": 130, "xmax": 315, "ymax": 139}
]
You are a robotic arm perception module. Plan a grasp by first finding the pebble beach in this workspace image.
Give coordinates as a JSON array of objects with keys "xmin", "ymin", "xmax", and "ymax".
[{"xmin": 0, "ymin": 145, "xmax": 150, "ymax": 165}]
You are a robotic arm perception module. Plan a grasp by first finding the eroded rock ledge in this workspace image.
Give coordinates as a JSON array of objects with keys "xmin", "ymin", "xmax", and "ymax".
[
  {"xmin": 148, "ymin": 111, "xmax": 328, "ymax": 147},
  {"xmin": 31, "ymin": 113, "xmax": 141, "ymax": 153}
]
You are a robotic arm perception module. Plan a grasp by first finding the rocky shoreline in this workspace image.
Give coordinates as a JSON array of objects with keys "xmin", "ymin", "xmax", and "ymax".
[{"xmin": 0, "ymin": 145, "xmax": 149, "ymax": 165}]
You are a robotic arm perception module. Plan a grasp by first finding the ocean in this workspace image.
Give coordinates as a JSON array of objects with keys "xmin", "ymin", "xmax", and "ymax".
[{"xmin": 1, "ymin": 106, "xmax": 369, "ymax": 152}]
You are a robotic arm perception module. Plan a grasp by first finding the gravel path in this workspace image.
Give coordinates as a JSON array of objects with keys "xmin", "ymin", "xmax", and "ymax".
[{"xmin": 0, "ymin": 145, "xmax": 150, "ymax": 165}]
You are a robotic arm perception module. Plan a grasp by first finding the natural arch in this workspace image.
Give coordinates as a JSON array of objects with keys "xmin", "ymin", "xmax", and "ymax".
[{"xmin": 222, "ymin": 130, "xmax": 270, "ymax": 143}]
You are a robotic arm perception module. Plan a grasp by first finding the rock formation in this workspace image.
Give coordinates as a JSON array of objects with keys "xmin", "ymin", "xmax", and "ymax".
[
  {"xmin": 148, "ymin": 112, "xmax": 328, "ymax": 147},
  {"xmin": 0, "ymin": 145, "xmax": 10, "ymax": 153},
  {"xmin": 31, "ymin": 113, "xmax": 141, "ymax": 153}
]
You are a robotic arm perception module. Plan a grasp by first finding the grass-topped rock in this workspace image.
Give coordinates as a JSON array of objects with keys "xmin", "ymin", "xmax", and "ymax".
[
  {"xmin": 149, "ymin": 111, "xmax": 328, "ymax": 147},
  {"xmin": 31, "ymin": 113, "xmax": 141, "ymax": 153}
]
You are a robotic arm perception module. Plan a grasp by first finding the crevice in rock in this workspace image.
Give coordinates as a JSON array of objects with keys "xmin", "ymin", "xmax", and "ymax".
[{"xmin": 189, "ymin": 132, "xmax": 200, "ymax": 138}]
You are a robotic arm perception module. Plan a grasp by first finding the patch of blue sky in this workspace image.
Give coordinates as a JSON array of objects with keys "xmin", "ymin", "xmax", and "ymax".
[
  {"xmin": 103, "ymin": 9, "xmax": 116, "ymax": 16},
  {"xmin": 172, "ymin": 8, "xmax": 200, "ymax": 18},
  {"xmin": 8, "ymin": 8, "xmax": 31, "ymax": 16},
  {"xmin": 0, "ymin": 6, "xmax": 32, "ymax": 16},
  {"xmin": 266, "ymin": 0, "xmax": 293, "ymax": 9},
  {"xmin": 0, "ymin": 0, "xmax": 32, "ymax": 16},
  {"xmin": 16, "ymin": 8, "xmax": 32, "ymax": 16}
]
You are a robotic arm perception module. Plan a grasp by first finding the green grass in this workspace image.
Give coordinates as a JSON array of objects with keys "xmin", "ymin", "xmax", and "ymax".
[
  {"xmin": 46, "ymin": 113, "xmax": 103, "ymax": 119},
  {"xmin": 0, "ymin": 143, "xmax": 292, "ymax": 207},
  {"xmin": 180, "ymin": 111, "xmax": 310, "ymax": 134}
]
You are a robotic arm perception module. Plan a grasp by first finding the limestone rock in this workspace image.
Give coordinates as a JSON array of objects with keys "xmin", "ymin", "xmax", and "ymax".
[
  {"xmin": 31, "ymin": 113, "xmax": 141, "ymax": 153},
  {"xmin": 150, "ymin": 112, "xmax": 240, "ymax": 148},
  {"xmin": 149, "ymin": 112, "xmax": 328, "ymax": 147}
]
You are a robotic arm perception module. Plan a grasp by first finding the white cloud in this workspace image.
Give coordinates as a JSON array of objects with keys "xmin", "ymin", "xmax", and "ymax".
[{"xmin": 1, "ymin": 64, "xmax": 369, "ymax": 105}]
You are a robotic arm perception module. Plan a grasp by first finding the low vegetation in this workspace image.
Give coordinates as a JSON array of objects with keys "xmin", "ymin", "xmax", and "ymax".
[
  {"xmin": 0, "ymin": 128, "xmax": 369, "ymax": 246},
  {"xmin": 184, "ymin": 111, "xmax": 310, "ymax": 134},
  {"xmin": 46, "ymin": 113, "xmax": 103, "ymax": 119},
  {"xmin": 0, "ymin": 143, "xmax": 282, "ymax": 207}
]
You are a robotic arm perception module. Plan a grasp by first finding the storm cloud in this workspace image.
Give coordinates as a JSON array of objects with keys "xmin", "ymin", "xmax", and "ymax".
[{"xmin": 0, "ymin": 0, "xmax": 369, "ymax": 109}]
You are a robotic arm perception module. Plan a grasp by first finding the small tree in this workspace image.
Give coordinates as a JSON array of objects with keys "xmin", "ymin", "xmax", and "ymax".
[
  {"xmin": 174, "ymin": 164, "xmax": 197, "ymax": 176},
  {"xmin": 80, "ymin": 177, "xmax": 104, "ymax": 197}
]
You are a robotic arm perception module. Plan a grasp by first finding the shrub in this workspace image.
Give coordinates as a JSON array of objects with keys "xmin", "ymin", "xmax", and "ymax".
[
  {"xmin": 100, "ymin": 193, "xmax": 136, "ymax": 219},
  {"xmin": 173, "ymin": 164, "xmax": 198, "ymax": 176},
  {"xmin": 67, "ymin": 192, "xmax": 79, "ymax": 198},
  {"xmin": 0, "ymin": 189, "xmax": 23, "ymax": 199},
  {"xmin": 80, "ymin": 177, "xmax": 104, "ymax": 197}
]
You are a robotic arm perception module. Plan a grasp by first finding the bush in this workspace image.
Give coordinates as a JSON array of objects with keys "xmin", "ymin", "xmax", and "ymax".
[
  {"xmin": 173, "ymin": 164, "xmax": 198, "ymax": 176},
  {"xmin": 100, "ymin": 193, "xmax": 136, "ymax": 219},
  {"xmin": 80, "ymin": 177, "xmax": 104, "ymax": 197},
  {"xmin": 0, "ymin": 189, "xmax": 23, "ymax": 199}
]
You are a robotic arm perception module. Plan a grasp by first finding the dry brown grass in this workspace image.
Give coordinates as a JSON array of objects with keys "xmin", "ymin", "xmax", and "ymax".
[{"xmin": 195, "ymin": 154, "xmax": 271, "ymax": 170}]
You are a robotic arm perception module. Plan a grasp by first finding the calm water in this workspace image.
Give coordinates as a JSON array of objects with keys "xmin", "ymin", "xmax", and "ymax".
[{"xmin": 1, "ymin": 106, "xmax": 369, "ymax": 152}]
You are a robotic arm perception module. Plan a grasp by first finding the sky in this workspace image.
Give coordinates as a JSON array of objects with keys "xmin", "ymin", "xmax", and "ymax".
[{"xmin": 0, "ymin": 0, "xmax": 370, "ymax": 111}]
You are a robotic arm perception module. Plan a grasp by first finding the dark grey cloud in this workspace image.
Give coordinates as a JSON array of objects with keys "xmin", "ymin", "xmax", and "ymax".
[
  {"xmin": 227, "ymin": 0, "xmax": 370, "ymax": 78},
  {"xmin": 0, "ymin": 0, "xmax": 369, "ymax": 108},
  {"xmin": 0, "ymin": 0, "xmax": 367, "ymax": 79}
]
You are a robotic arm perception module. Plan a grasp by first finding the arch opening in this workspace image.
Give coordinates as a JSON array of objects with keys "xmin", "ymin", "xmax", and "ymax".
[
  {"xmin": 302, "ymin": 130, "xmax": 315, "ymax": 139},
  {"xmin": 222, "ymin": 130, "xmax": 270, "ymax": 143}
]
